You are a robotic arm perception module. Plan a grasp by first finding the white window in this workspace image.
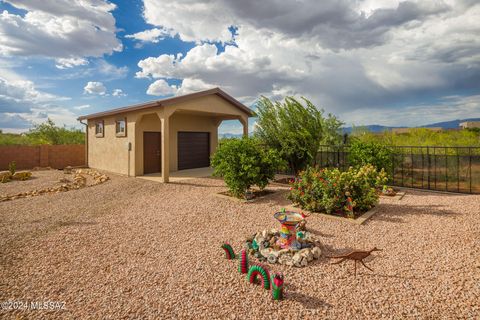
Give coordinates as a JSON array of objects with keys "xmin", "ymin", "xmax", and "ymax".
[
  {"xmin": 95, "ymin": 121, "xmax": 104, "ymax": 137},
  {"xmin": 116, "ymin": 118, "xmax": 127, "ymax": 137}
]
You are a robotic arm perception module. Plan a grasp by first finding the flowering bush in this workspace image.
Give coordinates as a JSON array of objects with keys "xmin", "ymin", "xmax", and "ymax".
[{"xmin": 287, "ymin": 164, "xmax": 387, "ymax": 217}]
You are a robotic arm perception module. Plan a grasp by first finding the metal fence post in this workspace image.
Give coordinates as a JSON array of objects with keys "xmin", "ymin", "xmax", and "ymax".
[{"xmin": 427, "ymin": 146, "xmax": 431, "ymax": 190}]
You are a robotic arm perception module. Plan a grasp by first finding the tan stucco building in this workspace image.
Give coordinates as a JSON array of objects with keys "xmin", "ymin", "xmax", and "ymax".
[
  {"xmin": 459, "ymin": 121, "xmax": 480, "ymax": 129},
  {"xmin": 77, "ymin": 88, "xmax": 254, "ymax": 182}
]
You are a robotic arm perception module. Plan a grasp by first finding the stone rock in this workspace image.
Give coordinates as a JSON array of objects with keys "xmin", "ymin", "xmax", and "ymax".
[
  {"xmin": 64, "ymin": 166, "xmax": 73, "ymax": 174},
  {"xmin": 0, "ymin": 171, "xmax": 11, "ymax": 183},
  {"xmin": 267, "ymin": 254, "xmax": 278, "ymax": 264},
  {"xmin": 73, "ymin": 174, "xmax": 87, "ymax": 187},
  {"xmin": 300, "ymin": 257, "xmax": 308, "ymax": 267},
  {"xmin": 278, "ymin": 254, "xmax": 293, "ymax": 266},
  {"xmin": 12, "ymin": 171, "xmax": 32, "ymax": 181},
  {"xmin": 292, "ymin": 253, "xmax": 303, "ymax": 267},
  {"xmin": 260, "ymin": 248, "xmax": 274, "ymax": 257},
  {"xmin": 300, "ymin": 248, "xmax": 314, "ymax": 262},
  {"xmin": 312, "ymin": 246, "xmax": 322, "ymax": 259}
]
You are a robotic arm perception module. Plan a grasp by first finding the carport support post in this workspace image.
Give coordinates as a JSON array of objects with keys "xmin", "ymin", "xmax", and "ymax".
[
  {"xmin": 160, "ymin": 110, "xmax": 171, "ymax": 183},
  {"xmin": 240, "ymin": 117, "xmax": 248, "ymax": 137}
]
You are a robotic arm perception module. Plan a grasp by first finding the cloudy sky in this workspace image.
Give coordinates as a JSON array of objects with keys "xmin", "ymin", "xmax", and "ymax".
[{"xmin": 0, "ymin": 0, "xmax": 479, "ymax": 133}]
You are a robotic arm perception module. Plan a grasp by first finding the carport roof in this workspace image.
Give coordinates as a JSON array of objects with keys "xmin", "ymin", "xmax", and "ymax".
[{"xmin": 77, "ymin": 87, "xmax": 255, "ymax": 120}]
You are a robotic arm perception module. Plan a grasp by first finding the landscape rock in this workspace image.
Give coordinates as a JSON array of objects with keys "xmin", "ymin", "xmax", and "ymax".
[{"xmin": 0, "ymin": 168, "xmax": 109, "ymax": 202}]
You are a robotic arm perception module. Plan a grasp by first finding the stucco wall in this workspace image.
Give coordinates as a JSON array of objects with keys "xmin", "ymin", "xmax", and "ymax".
[{"xmin": 87, "ymin": 115, "xmax": 135, "ymax": 176}]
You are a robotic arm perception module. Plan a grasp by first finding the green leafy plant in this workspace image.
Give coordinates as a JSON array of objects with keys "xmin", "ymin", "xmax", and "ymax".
[
  {"xmin": 348, "ymin": 140, "xmax": 393, "ymax": 173},
  {"xmin": 8, "ymin": 161, "xmax": 16, "ymax": 175},
  {"xmin": 211, "ymin": 137, "xmax": 285, "ymax": 198},
  {"xmin": 254, "ymin": 96, "xmax": 343, "ymax": 174},
  {"xmin": 26, "ymin": 118, "xmax": 84, "ymax": 145},
  {"xmin": 287, "ymin": 164, "xmax": 387, "ymax": 217},
  {"xmin": 351, "ymin": 127, "xmax": 480, "ymax": 148},
  {"xmin": 0, "ymin": 119, "xmax": 85, "ymax": 146}
]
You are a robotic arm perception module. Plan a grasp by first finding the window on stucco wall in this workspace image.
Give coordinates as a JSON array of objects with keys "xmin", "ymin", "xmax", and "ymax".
[
  {"xmin": 95, "ymin": 121, "xmax": 104, "ymax": 138},
  {"xmin": 116, "ymin": 118, "xmax": 127, "ymax": 137}
]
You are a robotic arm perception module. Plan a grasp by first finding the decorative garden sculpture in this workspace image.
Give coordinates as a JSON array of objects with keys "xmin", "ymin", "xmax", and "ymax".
[{"xmin": 329, "ymin": 247, "xmax": 382, "ymax": 277}]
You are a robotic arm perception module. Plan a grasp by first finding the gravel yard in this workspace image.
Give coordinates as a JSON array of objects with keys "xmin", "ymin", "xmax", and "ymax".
[
  {"xmin": 0, "ymin": 169, "xmax": 96, "ymax": 197},
  {"xmin": 0, "ymin": 172, "xmax": 479, "ymax": 319},
  {"xmin": 0, "ymin": 170, "xmax": 67, "ymax": 196}
]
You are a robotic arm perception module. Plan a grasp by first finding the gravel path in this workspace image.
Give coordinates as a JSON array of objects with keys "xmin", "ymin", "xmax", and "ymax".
[{"xmin": 0, "ymin": 173, "xmax": 479, "ymax": 319}]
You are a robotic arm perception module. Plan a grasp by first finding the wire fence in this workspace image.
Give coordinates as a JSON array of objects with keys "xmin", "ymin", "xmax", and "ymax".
[{"xmin": 315, "ymin": 145, "xmax": 480, "ymax": 194}]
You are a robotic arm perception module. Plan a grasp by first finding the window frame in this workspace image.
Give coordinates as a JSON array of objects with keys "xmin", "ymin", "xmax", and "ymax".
[
  {"xmin": 95, "ymin": 120, "xmax": 104, "ymax": 138},
  {"xmin": 115, "ymin": 117, "xmax": 127, "ymax": 137}
]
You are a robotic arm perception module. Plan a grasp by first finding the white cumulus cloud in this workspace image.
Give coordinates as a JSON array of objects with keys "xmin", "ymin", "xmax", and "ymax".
[
  {"xmin": 83, "ymin": 81, "xmax": 107, "ymax": 95},
  {"xmin": 0, "ymin": 0, "xmax": 122, "ymax": 61},
  {"xmin": 112, "ymin": 89, "xmax": 126, "ymax": 97},
  {"xmin": 146, "ymin": 79, "xmax": 178, "ymax": 96},
  {"xmin": 136, "ymin": 0, "xmax": 480, "ymax": 125},
  {"xmin": 125, "ymin": 27, "xmax": 174, "ymax": 44}
]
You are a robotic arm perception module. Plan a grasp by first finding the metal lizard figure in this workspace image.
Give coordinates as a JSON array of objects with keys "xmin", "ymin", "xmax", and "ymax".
[{"xmin": 329, "ymin": 247, "xmax": 382, "ymax": 277}]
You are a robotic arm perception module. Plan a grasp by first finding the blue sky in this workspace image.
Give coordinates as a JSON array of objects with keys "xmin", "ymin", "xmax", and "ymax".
[{"xmin": 0, "ymin": 0, "xmax": 479, "ymax": 133}]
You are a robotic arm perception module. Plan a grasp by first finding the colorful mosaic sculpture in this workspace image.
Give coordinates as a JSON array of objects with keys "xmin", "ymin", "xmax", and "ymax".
[
  {"xmin": 238, "ymin": 249, "xmax": 249, "ymax": 274},
  {"xmin": 247, "ymin": 265, "xmax": 271, "ymax": 290},
  {"xmin": 271, "ymin": 273, "xmax": 284, "ymax": 300},
  {"xmin": 274, "ymin": 209, "xmax": 305, "ymax": 249},
  {"xmin": 221, "ymin": 243, "xmax": 236, "ymax": 260}
]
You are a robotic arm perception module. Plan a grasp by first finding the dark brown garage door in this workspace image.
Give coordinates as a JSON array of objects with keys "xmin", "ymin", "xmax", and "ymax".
[{"xmin": 178, "ymin": 132, "xmax": 210, "ymax": 170}]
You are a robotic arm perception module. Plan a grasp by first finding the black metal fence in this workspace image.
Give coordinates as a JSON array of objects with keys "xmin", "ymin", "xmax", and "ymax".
[{"xmin": 316, "ymin": 145, "xmax": 480, "ymax": 194}]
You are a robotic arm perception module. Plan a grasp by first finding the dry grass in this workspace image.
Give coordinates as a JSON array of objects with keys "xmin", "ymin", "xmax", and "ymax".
[{"xmin": 0, "ymin": 172, "xmax": 479, "ymax": 319}]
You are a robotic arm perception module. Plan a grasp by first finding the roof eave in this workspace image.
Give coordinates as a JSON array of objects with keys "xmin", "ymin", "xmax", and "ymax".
[{"xmin": 77, "ymin": 87, "xmax": 255, "ymax": 121}]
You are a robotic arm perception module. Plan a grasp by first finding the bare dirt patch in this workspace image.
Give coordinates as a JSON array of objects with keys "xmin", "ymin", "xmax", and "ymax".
[{"xmin": 0, "ymin": 175, "xmax": 479, "ymax": 319}]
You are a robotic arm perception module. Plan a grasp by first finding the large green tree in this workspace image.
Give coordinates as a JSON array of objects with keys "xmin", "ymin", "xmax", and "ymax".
[
  {"xmin": 254, "ymin": 96, "xmax": 342, "ymax": 173},
  {"xmin": 26, "ymin": 118, "xmax": 84, "ymax": 145}
]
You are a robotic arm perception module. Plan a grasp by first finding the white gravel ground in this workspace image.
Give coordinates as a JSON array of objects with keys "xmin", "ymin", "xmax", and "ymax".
[{"xmin": 0, "ymin": 173, "xmax": 479, "ymax": 319}]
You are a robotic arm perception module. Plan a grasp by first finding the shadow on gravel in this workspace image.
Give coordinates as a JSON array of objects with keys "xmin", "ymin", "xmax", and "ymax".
[
  {"xmin": 169, "ymin": 179, "xmax": 224, "ymax": 188},
  {"xmin": 286, "ymin": 290, "xmax": 332, "ymax": 309},
  {"xmin": 369, "ymin": 203, "xmax": 459, "ymax": 224},
  {"xmin": 362, "ymin": 272, "xmax": 432, "ymax": 281},
  {"xmin": 307, "ymin": 227, "xmax": 335, "ymax": 238},
  {"xmin": 399, "ymin": 188, "xmax": 474, "ymax": 197}
]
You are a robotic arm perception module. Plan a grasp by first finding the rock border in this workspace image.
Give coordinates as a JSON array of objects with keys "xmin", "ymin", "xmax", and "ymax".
[
  {"xmin": 246, "ymin": 229, "xmax": 322, "ymax": 268},
  {"xmin": 284, "ymin": 205, "xmax": 380, "ymax": 225},
  {"xmin": 380, "ymin": 190, "xmax": 406, "ymax": 200},
  {"xmin": 0, "ymin": 168, "xmax": 109, "ymax": 202}
]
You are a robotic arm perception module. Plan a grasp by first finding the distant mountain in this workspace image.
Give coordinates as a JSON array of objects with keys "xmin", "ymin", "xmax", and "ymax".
[
  {"xmin": 219, "ymin": 133, "xmax": 243, "ymax": 138},
  {"xmin": 343, "ymin": 118, "xmax": 480, "ymax": 133},
  {"xmin": 342, "ymin": 125, "xmax": 401, "ymax": 134},
  {"xmin": 422, "ymin": 118, "xmax": 480, "ymax": 129}
]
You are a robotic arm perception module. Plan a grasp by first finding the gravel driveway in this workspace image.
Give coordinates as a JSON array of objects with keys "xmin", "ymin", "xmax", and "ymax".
[{"xmin": 0, "ymin": 173, "xmax": 479, "ymax": 319}]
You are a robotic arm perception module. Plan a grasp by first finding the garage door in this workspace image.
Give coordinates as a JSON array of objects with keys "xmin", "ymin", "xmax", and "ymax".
[{"xmin": 177, "ymin": 132, "xmax": 210, "ymax": 170}]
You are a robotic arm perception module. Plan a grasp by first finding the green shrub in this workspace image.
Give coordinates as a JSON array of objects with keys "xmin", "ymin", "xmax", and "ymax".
[
  {"xmin": 8, "ymin": 161, "xmax": 16, "ymax": 175},
  {"xmin": 348, "ymin": 140, "xmax": 393, "ymax": 173},
  {"xmin": 254, "ymin": 96, "xmax": 343, "ymax": 173},
  {"xmin": 211, "ymin": 137, "xmax": 285, "ymax": 198},
  {"xmin": 287, "ymin": 164, "xmax": 387, "ymax": 216}
]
